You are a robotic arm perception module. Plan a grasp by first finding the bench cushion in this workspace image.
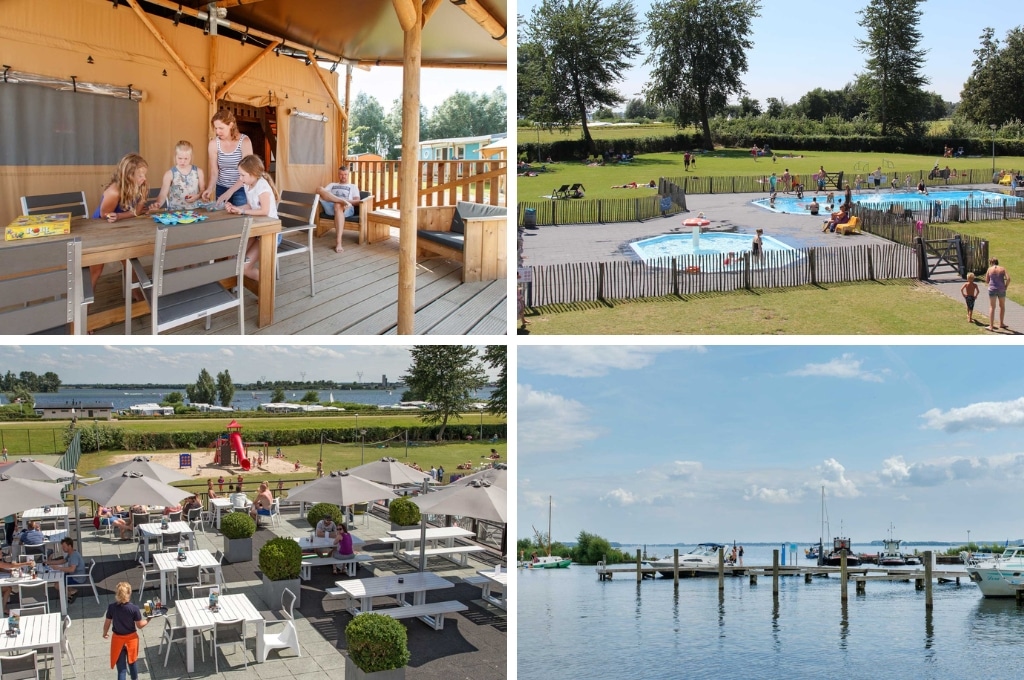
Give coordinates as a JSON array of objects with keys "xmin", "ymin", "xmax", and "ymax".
[
  {"xmin": 418, "ymin": 230, "xmax": 464, "ymax": 251},
  {"xmin": 449, "ymin": 202, "xmax": 507, "ymax": 234}
]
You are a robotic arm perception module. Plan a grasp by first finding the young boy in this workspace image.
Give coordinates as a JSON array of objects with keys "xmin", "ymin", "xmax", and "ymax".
[{"xmin": 961, "ymin": 272, "xmax": 979, "ymax": 324}]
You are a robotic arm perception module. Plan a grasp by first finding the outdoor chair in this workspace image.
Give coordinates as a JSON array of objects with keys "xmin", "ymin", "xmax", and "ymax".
[
  {"xmin": 552, "ymin": 184, "xmax": 570, "ymax": 199},
  {"xmin": 276, "ymin": 190, "xmax": 320, "ymax": 297},
  {"xmin": 316, "ymin": 191, "xmax": 374, "ymax": 245},
  {"xmin": 127, "ymin": 217, "xmax": 250, "ymax": 334},
  {"xmin": 158, "ymin": 617, "xmax": 206, "ymax": 668},
  {"xmin": 186, "ymin": 507, "xmax": 205, "ymax": 535},
  {"xmin": 20, "ymin": 191, "xmax": 89, "ymax": 219},
  {"xmin": 0, "ymin": 238, "xmax": 86, "ymax": 334},
  {"xmin": 45, "ymin": 614, "xmax": 76, "ymax": 677},
  {"xmin": 84, "ymin": 559, "xmax": 100, "ymax": 603},
  {"xmin": 14, "ymin": 604, "xmax": 47, "ymax": 617},
  {"xmin": 21, "ymin": 544, "xmax": 45, "ymax": 560},
  {"xmin": 259, "ymin": 587, "xmax": 300, "ymax": 662},
  {"xmin": 16, "ymin": 582, "xmax": 48, "ymax": 613},
  {"xmin": 137, "ymin": 558, "xmax": 158, "ymax": 599},
  {"xmin": 569, "ymin": 183, "xmax": 585, "ymax": 198},
  {"xmin": 268, "ymin": 497, "xmax": 282, "ymax": 527},
  {"xmin": 190, "ymin": 584, "xmax": 219, "ymax": 599},
  {"xmin": 200, "ymin": 550, "xmax": 225, "ymax": 588},
  {"xmin": 167, "ymin": 511, "xmax": 182, "ymax": 522},
  {"xmin": 211, "ymin": 618, "xmax": 249, "ymax": 672},
  {"xmin": 173, "ymin": 564, "xmax": 202, "ymax": 601},
  {"xmin": 0, "ymin": 651, "xmax": 39, "ymax": 680},
  {"xmin": 160, "ymin": 531, "xmax": 182, "ymax": 553}
]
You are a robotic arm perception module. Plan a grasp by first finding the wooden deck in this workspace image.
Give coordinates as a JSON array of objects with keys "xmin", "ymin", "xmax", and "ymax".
[{"xmin": 91, "ymin": 232, "xmax": 507, "ymax": 335}]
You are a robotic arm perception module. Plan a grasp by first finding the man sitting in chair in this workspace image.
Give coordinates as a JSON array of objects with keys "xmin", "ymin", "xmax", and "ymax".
[
  {"xmin": 317, "ymin": 166, "xmax": 362, "ymax": 254},
  {"xmin": 45, "ymin": 537, "xmax": 87, "ymax": 604}
]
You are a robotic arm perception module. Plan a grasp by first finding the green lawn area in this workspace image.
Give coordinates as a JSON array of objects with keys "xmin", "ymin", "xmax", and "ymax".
[
  {"xmin": 524, "ymin": 279, "xmax": 987, "ymax": 335},
  {"xmin": 519, "ymin": 148, "xmax": 1024, "ymax": 201},
  {"xmin": 947, "ymin": 219, "xmax": 1024, "ymax": 306}
]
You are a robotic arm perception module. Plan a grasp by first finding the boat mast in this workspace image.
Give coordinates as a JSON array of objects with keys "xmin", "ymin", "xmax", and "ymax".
[{"xmin": 547, "ymin": 495, "xmax": 553, "ymax": 557}]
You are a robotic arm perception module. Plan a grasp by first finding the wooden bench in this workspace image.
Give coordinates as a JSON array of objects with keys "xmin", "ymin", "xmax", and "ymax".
[
  {"xmin": 365, "ymin": 600, "xmax": 468, "ymax": 630},
  {"xmin": 397, "ymin": 545, "xmax": 485, "ymax": 567},
  {"xmin": 365, "ymin": 208, "xmax": 401, "ymax": 244},
  {"xmin": 414, "ymin": 202, "xmax": 507, "ymax": 282},
  {"xmin": 300, "ymin": 554, "xmax": 374, "ymax": 579}
]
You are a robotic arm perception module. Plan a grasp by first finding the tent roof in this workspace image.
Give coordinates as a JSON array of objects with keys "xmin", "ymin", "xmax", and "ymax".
[{"xmin": 167, "ymin": 0, "xmax": 507, "ymax": 68}]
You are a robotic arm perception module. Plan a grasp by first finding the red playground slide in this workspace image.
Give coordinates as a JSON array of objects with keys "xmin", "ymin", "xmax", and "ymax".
[{"xmin": 229, "ymin": 431, "xmax": 251, "ymax": 471}]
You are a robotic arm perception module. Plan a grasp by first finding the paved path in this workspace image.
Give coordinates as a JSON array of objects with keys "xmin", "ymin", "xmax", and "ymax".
[{"xmin": 927, "ymin": 278, "xmax": 1024, "ymax": 334}]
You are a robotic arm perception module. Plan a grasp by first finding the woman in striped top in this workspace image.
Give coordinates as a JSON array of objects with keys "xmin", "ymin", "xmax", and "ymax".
[{"xmin": 200, "ymin": 109, "xmax": 253, "ymax": 208}]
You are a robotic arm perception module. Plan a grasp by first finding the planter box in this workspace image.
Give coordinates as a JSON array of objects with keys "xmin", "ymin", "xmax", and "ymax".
[
  {"xmin": 390, "ymin": 523, "xmax": 419, "ymax": 532},
  {"xmin": 261, "ymin": 574, "xmax": 301, "ymax": 608},
  {"xmin": 345, "ymin": 658, "xmax": 405, "ymax": 680},
  {"xmin": 224, "ymin": 536, "xmax": 252, "ymax": 564}
]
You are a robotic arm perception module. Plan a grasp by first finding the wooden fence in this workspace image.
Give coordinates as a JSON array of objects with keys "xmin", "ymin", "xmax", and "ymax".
[
  {"xmin": 853, "ymin": 207, "xmax": 990, "ymax": 274},
  {"xmin": 518, "ymin": 195, "xmax": 683, "ymax": 226},
  {"xmin": 349, "ymin": 159, "xmax": 507, "ymax": 209},
  {"xmin": 525, "ymin": 244, "xmax": 917, "ymax": 307}
]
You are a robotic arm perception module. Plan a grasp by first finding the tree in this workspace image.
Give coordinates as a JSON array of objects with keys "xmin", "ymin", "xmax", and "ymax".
[
  {"xmin": 959, "ymin": 27, "xmax": 1024, "ymax": 126},
  {"xmin": 271, "ymin": 387, "xmax": 286, "ymax": 403},
  {"xmin": 400, "ymin": 346, "xmax": 487, "ymax": 439},
  {"xmin": 216, "ymin": 370, "xmax": 235, "ymax": 408},
  {"xmin": 644, "ymin": 0, "xmax": 760, "ymax": 150},
  {"xmin": 520, "ymin": 0, "xmax": 640, "ymax": 151},
  {"xmin": 185, "ymin": 369, "xmax": 217, "ymax": 405},
  {"xmin": 164, "ymin": 392, "xmax": 183, "ymax": 404},
  {"xmin": 764, "ymin": 97, "xmax": 788, "ymax": 118},
  {"xmin": 348, "ymin": 92, "xmax": 398, "ymax": 158},
  {"xmin": 483, "ymin": 345, "xmax": 506, "ymax": 416},
  {"xmin": 855, "ymin": 0, "xmax": 929, "ymax": 134},
  {"xmin": 301, "ymin": 390, "xmax": 320, "ymax": 403},
  {"xmin": 738, "ymin": 96, "xmax": 761, "ymax": 118},
  {"xmin": 425, "ymin": 89, "xmax": 506, "ymax": 139}
]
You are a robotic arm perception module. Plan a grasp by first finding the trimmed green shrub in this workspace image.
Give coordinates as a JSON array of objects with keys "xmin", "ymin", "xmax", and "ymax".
[
  {"xmin": 259, "ymin": 537, "xmax": 302, "ymax": 581},
  {"xmin": 346, "ymin": 613, "xmax": 410, "ymax": 673},
  {"xmin": 306, "ymin": 502, "xmax": 343, "ymax": 529},
  {"xmin": 220, "ymin": 511, "xmax": 256, "ymax": 539},
  {"xmin": 388, "ymin": 496, "xmax": 420, "ymax": 526}
]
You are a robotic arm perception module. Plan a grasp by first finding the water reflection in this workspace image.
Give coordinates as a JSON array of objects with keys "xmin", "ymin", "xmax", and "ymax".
[
  {"xmin": 923, "ymin": 607, "xmax": 934, "ymax": 661},
  {"xmin": 969, "ymin": 597, "xmax": 1024, "ymax": 645},
  {"xmin": 839, "ymin": 600, "xmax": 849, "ymax": 651}
]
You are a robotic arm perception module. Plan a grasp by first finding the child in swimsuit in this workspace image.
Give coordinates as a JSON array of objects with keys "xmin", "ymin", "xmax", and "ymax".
[{"xmin": 961, "ymin": 272, "xmax": 979, "ymax": 324}]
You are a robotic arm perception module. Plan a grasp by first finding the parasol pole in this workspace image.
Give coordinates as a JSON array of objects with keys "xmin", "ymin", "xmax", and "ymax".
[{"xmin": 418, "ymin": 477, "xmax": 429, "ymax": 572}]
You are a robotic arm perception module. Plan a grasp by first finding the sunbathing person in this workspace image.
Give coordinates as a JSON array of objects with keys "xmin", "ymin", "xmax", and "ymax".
[
  {"xmin": 824, "ymin": 203, "xmax": 851, "ymax": 232},
  {"xmin": 612, "ymin": 181, "xmax": 639, "ymax": 189}
]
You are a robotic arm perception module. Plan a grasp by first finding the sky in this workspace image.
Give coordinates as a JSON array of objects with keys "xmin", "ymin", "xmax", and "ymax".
[
  {"xmin": 515, "ymin": 0, "xmax": 1022, "ymax": 107},
  {"xmin": 518, "ymin": 345, "xmax": 1024, "ymax": 545},
  {"xmin": 0, "ymin": 345, "xmax": 498, "ymax": 385}
]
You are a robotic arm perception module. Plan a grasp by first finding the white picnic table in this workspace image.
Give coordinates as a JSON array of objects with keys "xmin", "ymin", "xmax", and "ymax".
[
  {"xmin": 175, "ymin": 593, "xmax": 265, "ymax": 673},
  {"xmin": 12, "ymin": 529, "xmax": 66, "ymax": 559},
  {"xmin": 385, "ymin": 526, "xmax": 482, "ymax": 567},
  {"xmin": 332, "ymin": 571, "xmax": 453, "ymax": 615},
  {"xmin": 295, "ymin": 534, "xmax": 366, "ymax": 553},
  {"xmin": 137, "ymin": 522, "xmax": 195, "ymax": 562},
  {"xmin": 152, "ymin": 549, "xmax": 222, "ymax": 604},
  {"xmin": 21, "ymin": 507, "xmax": 70, "ymax": 533},
  {"xmin": 0, "ymin": 568, "xmax": 67, "ymax": 616},
  {"xmin": 0, "ymin": 613, "xmax": 63, "ymax": 680},
  {"xmin": 477, "ymin": 568, "xmax": 507, "ymax": 610},
  {"xmin": 208, "ymin": 498, "xmax": 248, "ymax": 529}
]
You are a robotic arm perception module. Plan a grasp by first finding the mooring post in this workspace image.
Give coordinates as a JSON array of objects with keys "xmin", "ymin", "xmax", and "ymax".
[
  {"xmin": 718, "ymin": 547, "xmax": 725, "ymax": 591},
  {"xmin": 773, "ymin": 549, "xmax": 779, "ymax": 599},
  {"xmin": 673, "ymin": 548, "xmax": 679, "ymax": 588},
  {"xmin": 840, "ymin": 551, "xmax": 848, "ymax": 602},
  {"xmin": 924, "ymin": 550, "xmax": 933, "ymax": 609},
  {"xmin": 636, "ymin": 548, "xmax": 642, "ymax": 583}
]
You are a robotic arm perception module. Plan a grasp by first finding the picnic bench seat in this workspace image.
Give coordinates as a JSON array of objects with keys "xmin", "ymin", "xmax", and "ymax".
[
  {"xmin": 367, "ymin": 601, "xmax": 468, "ymax": 630},
  {"xmin": 414, "ymin": 202, "xmax": 507, "ymax": 282},
  {"xmin": 463, "ymin": 575, "xmax": 489, "ymax": 586},
  {"xmin": 299, "ymin": 554, "xmax": 373, "ymax": 579},
  {"xmin": 397, "ymin": 545, "xmax": 485, "ymax": 567}
]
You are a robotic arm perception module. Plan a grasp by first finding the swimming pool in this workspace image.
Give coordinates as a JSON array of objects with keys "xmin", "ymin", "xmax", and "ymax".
[
  {"xmin": 630, "ymin": 231, "xmax": 803, "ymax": 271},
  {"xmin": 753, "ymin": 189, "xmax": 1021, "ymax": 215}
]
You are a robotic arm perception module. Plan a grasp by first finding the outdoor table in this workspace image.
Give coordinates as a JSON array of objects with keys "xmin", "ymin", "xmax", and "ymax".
[
  {"xmin": 295, "ymin": 534, "xmax": 365, "ymax": 554},
  {"xmin": 152, "ymin": 549, "xmax": 223, "ymax": 604},
  {"xmin": 208, "ymin": 498, "xmax": 235, "ymax": 529},
  {"xmin": 332, "ymin": 571, "xmax": 454, "ymax": 616},
  {"xmin": 0, "ymin": 613, "xmax": 63, "ymax": 680},
  {"xmin": 138, "ymin": 522, "xmax": 196, "ymax": 563},
  {"xmin": 386, "ymin": 526, "xmax": 475, "ymax": 556},
  {"xmin": 0, "ymin": 212, "xmax": 282, "ymax": 330},
  {"xmin": 21, "ymin": 507, "xmax": 70, "ymax": 533},
  {"xmin": 12, "ymin": 529, "xmax": 67, "ymax": 560},
  {"xmin": 477, "ymin": 568, "xmax": 507, "ymax": 610},
  {"xmin": 0, "ymin": 568, "xmax": 67, "ymax": 617},
  {"xmin": 175, "ymin": 593, "xmax": 265, "ymax": 673}
]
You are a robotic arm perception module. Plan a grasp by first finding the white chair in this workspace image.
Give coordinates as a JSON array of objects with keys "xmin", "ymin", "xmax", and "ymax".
[
  {"xmin": 190, "ymin": 585, "xmax": 219, "ymax": 599},
  {"xmin": 137, "ymin": 558, "xmax": 158, "ymax": 600},
  {"xmin": 259, "ymin": 587, "xmax": 300, "ymax": 662},
  {"xmin": 186, "ymin": 507, "xmax": 205, "ymax": 535},
  {"xmin": 157, "ymin": 617, "xmax": 206, "ymax": 668},
  {"xmin": 160, "ymin": 531, "xmax": 183, "ymax": 553},
  {"xmin": 200, "ymin": 550, "xmax": 224, "ymax": 588},
  {"xmin": 84, "ymin": 558, "xmax": 100, "ymax": 603},
  {"xmin": 14, "ymin": 604, "xmax": 47, "ymax": 617},
  {"xmin": 268, "ymin": 497, "xmax": 282, "ymax": 528},
  {"xmin": 173, "ymin": 564, "xmax": 202, "ymax": 602},
  {"xmin": 0, "ymin": 651, "xmax": 39, "ymax": 680},
  {"xmin": 211, "ymin": 618, "xmax": 248, "ymax": 672},
  {"xmin": 53, "ymin": 614, "xmax": 76, "ymax": 676},
  {"xmin": 16, "ymin": 582, "xmax": 47, "ymax": 613}
]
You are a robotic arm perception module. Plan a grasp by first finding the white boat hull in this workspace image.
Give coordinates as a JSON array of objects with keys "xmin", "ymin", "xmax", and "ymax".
[{"xmin": 968, "ymin": 566, "xmax": 1024, "ymax": 597}]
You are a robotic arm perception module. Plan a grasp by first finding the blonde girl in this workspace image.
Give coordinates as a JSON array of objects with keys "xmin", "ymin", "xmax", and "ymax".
[
  {"xmin": 91, "ymin": 153, "xmax": 149, "ymax": 286},
  {"xmin": 225, "ymin": 154, "xmax": 278, "ymax": 281},
  {"xmin": 150, "ymin": 140, "xmax": 205, "ymax": 210},
  {"xmin": 200, "ymin": 109, "xmax": 253, "ymax": 207},
  {"xmin": 102, "ymin": 581, "xmax": 149, "ymax": 680}
]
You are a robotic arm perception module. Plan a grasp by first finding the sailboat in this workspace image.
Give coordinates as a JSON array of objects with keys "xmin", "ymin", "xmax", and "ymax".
[
  {"xmin": 815, "ymin": 486, "xmax": 860, "ymax": 567},
  {"xmin": 527, "ymin": 496, "xmax": 571, "ymax": 569}
]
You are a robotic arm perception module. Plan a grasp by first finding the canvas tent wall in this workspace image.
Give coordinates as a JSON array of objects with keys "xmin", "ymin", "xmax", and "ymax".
[{"xmin": 0, "ymin": 0, "xmax": 341, "ymax": 228}]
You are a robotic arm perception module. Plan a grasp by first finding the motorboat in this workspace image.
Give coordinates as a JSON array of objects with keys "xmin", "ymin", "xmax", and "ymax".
[
  {"xmin": 650, "ymin": 543, "xmax": 729, "ymax": 577},
  {"xmin": 822, "ymin": 537, "xmax": 861, "ymax": 567},
  {"xmin": 966, "ymin": 545, "xmax": 1024, "ymax": 597},
  {"xmin": 527, "ymin": 555, "xmax": 571, "ymax": 569},
  {"xmin": 805, "ymin": 546, "xmax": 820, "ymax": 560},
  {"xmin": 877, "ymin": 537, "xmax": 908, "ymax": 566}
]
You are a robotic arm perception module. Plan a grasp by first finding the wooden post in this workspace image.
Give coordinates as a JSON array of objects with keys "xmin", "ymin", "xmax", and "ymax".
[
  {"xmin": 924, "ymin": 550, "xmax": 933, "ymax": 609},
  {"xmin": 673, "ymin": 548, "xmax": 679, "ymax": 588},
  {"xmin": 636, "ymin": 548, "xmax": 642, "ymax": 583},
  {"xmin": 840, "ymin": 551, "xmax": 848, "ymax": 602},
  {"xmin": 805, "ymin": 572, "xmax": 812, "ymax": 584},
  {"xmin": 772, "ymin": 549, "xmax": 779, "ymax": 598},
  {"xmin": 396, "ymin": 0, "xmax": 422, "ymax": 335},
  {"xmin": 856, "ymin": 578, "xmax": 866, "ymax": 595},
  {"xmin": 749, "ymin": 572, "xmax": 757, "ymax": 585},
  {"xmin": 718, "ymin": 546, "xmax": 725, "ymax": 591}
]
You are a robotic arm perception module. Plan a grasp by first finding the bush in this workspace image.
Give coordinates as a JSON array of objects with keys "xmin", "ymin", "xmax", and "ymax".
[
  {"xmin": 258, "ymin": 537, "xmax": 302, "ymax": 581},
  {"xmin": 388, "ymin": 496, "xmax": 420, "ymax": 526},
  {"xmin": 305, "ymin": 502, "xmax": 344, "ymax": 529},
  {"xmin": 346, "ymin": 613, "xmax": 410, "ymax": 673},
  {"xmin": 220, "ymin": 511, "xmax": 255, "ymax": 539}
]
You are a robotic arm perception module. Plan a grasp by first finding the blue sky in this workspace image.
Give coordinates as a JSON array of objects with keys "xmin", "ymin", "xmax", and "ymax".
[
  {"xmin": 518, "ymin": 345, "xmax": 1024, "ymax": 545},
  {"xmin": 515, "ymin": 0, "xmax": 1021, "ymax": 106},
  {"xmin": 0, "ymin": 345, "xmax": 497, "ymax": 385}
]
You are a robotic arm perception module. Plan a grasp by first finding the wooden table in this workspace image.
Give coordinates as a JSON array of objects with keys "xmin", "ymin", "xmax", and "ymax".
[
  {"xmin": 477, "ymin": 568, "xmax": 507, "ymax": 610},
  {"xmin": 137, "ymin": 522, "xmax": 196, "ymax": 563},
  {"xmin": 175, "ymin": 593, "xmax": 265, "ymax": 673},
  {"xmin": 21, "ymin": 507, "xmax": 70, "ymax": 534},
  {"xmin": 152, "ymin": 549, "xmax": 222, "ymax": 604},
  {"xmin": 0, "ymin": 613, "xmax": 63, "ymax": 680},
  {"xmin": 0, "ymin": 568, "xmax": 67, "ymax": 617},
  {"xmin": 0, "ymin": 212, "xmax": 282, "ymax": 331},
  {"xmin": 331, "ymin": 571, "xmax": 453, "ymax": 616}
]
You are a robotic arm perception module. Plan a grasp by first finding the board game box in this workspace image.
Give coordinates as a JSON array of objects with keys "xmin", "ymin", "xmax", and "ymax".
[{"xmin": 5, "ymin": 213, "xmax": 72, "ymax": 241}]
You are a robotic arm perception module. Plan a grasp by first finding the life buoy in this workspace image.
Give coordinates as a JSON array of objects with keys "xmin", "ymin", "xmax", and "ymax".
[
  {"xmin": 683, "ymin": 218, "xmax": 710, "ymax": 227},
  {"xmin": 685, "ymin": 265, "xmax": 701, "ymax": 274}
]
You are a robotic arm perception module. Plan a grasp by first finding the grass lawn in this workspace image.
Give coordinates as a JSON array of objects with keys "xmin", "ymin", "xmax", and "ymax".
[
  {"xmin": 519, "ymin": 148, "xmax": 1024, "ymax": 201},
  {"xmin": 946, "ymin": 219, "xmax": 1024, "ymax": 306},
  {"xmin": 524, "ymin": 279, "xmax": 989, "ymax": 335}
]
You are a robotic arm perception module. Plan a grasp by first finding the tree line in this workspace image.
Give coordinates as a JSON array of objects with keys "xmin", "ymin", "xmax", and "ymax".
[
  {"xmin": 519, "ymin": 0, "xmax": 1023, "ymax": 151},
  {"xmin": 1, "ymin": 370, "xmax": 61, "ymax": 394}
]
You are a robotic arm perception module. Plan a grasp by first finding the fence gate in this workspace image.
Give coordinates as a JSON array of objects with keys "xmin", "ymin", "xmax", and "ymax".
[{"xmin": 921, "ymin": 237, "xmax": 966, "ymax": 280}]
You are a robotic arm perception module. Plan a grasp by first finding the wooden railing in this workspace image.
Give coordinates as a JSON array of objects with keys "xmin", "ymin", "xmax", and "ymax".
[{"xmin": 349, "ymin": 159, "xmax": 507, "ymax": 209}]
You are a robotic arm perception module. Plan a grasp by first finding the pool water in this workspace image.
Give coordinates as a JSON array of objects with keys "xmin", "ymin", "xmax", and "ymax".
[
  {"xmin": 631, "ymin": 232, "xmax": 803, "ymax": 272},
  {"xmin": 754, "ymin": 189, "xmax": 1021, "ymax": 215}
]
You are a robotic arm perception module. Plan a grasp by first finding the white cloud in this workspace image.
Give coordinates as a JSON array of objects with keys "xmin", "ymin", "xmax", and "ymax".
[
  {"xmin": 743, "ymin": 486, "xmax": 801, "ymax": 503},
  {"xmin": 921, "ymin": 397, "xmax": 1024, "ymax": 432},
  {"xmin": 518, "ymin": 384, "xmax": 601, "ymax": 453},
  {"xmin": 813, "ymin": 458, "xmax": 861, "ymax": 497},
  {"xmin": 788, "ymin": 353, "xmax": 886, "ymax": 382},
  {"xmin": 519, "ymin": 346, "xmax": 700, "ymax": 378},
  {"xmin": 667, "ymin": 461, "xmax": 703, "ymax": 480},
  {"xmin": 880, "ymin": 454, "xmax": 1006, "ymax": 487},
  {"xmin": 602, "ymin": 488, "xmax": 639, "ymax": 506}
]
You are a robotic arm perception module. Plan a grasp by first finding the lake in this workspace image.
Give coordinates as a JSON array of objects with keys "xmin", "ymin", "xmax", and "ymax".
[{"xmin": 518, "ymin": 543, "xmax": 1020, "ymax": 678}]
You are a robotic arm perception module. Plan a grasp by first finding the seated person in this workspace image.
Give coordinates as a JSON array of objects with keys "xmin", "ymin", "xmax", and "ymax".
[
  {"xmin": 490, "ymin": 448, "xmax": 501, "ymax": 459},
  {"xmin": 808, "ymin": 197, "xmax": 820, "ymax": 215},
  {"xmin": 769, "ymin": 192, "xmax": 777, "ymax": 208},
  {"xmin": 163, "ymin": 503, "xmax": 182, "ymax": 516},
  {"xmin": 794, "ymin": 184, "xmax": 804, "ymax": 200},
  {"xmin": 249, "ymin": 482, "xmax": 274, "ymax": 521},
  {"xmin": 316, "ymin": 166, "xmax": 362, "ymax": 254},
  {"xmin": 1, "ymin": 555, "xmax": 36, "ymax": 614},
  {"xmin": 825, "ymin": 203, "xmax": 851, "ymax": 232},
  {"xmin": 315, "ymin": 515, "xmax": 338, "ymax": 539},
  {"xmin": 332, "ymin": 524, "xmax": 355, "ymax": 574},
  {"xmin": 18, "ymin": 521, "xmax": 44, "ymax": 547},
  {"xmin": 45, "ymin": 537, "xmax": 86, "ymax": 604},
  {"xmin": 181, "ymin": 495, "xmax": 203, "ymax": 517},
  {"xmin": 230, "ymin": 485, "xmax": 248, "ymax": 510},
  {"xmin": 917, "ymin": 181, "xmax": 928, "ymax": 194},
  {"xmin": 94, "ymin": 506, "xmax": 116, "ymax": 531},
  {"xmin": 113, "ymin": 505, "xmax": 144, "ymax": 540}
]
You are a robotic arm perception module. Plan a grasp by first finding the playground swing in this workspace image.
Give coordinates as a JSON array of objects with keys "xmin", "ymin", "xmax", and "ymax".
[{"xmin": 209, "ymin": 420, "xmax": 269, "ymax": 471}]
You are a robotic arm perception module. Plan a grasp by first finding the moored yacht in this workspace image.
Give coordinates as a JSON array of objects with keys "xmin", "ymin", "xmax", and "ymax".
[
  {"xmin": 650, "ymin": 543, "xmax": 729, "ymax": 577},
  {"xmin": 967, "ymin": 546, "xmax": 1024, "ymax": 597}
]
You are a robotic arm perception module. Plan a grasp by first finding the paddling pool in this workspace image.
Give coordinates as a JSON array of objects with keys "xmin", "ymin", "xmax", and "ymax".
[
  {"xmin": 753, "ymin": 189, "xmax": 1021, "ymax": 215},
  {"xmin": 630, "ymin": 232, "xmax": 804, "ymax": 272}
]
